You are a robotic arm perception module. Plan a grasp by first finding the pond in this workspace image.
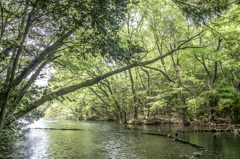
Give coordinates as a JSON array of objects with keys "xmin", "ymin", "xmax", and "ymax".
[{"xmin": 2, "ymin": 119, "xmax": 240, "ymax": 159}]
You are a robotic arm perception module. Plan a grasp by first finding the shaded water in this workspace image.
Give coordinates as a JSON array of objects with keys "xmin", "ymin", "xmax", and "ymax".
[{"xmin": 2, "ymin": 119, "xmax": 240, "ymax": 159}]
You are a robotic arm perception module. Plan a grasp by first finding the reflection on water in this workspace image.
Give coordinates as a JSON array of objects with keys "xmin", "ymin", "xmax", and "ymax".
[{"xmin": 2, "ymin": 119, "xmax": 240, "ymax": 159}]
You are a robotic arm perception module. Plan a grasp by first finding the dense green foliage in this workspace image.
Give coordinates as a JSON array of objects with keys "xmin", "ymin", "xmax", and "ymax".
[
  {"xmin": 0, "ymin": 0, "xmax": 240, "ymax": 144},
  {"xmin": 44, "ymin": 0, "xmax": 240, "ymax": 125}
]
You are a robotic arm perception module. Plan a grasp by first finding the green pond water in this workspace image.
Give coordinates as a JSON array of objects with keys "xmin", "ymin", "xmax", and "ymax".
[{"xmin": 2, "ymin": 119, "xmax": 240, "ymax": 159}]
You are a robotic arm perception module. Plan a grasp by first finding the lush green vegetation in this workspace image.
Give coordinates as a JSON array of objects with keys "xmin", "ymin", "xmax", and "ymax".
[{"xmin": 1, "ymin": 0, "xmax": 240, "ymax": 143}]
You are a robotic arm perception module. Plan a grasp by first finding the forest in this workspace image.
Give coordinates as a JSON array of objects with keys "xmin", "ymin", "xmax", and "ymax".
[{"xmin": 0, "ymin": 0, "xmax": 240, "ymax": 143}]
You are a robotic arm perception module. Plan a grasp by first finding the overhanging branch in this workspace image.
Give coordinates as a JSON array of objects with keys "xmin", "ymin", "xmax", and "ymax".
[{"xmin": 13, "ymin": 31, "xmax": 205, "ymax": 119}]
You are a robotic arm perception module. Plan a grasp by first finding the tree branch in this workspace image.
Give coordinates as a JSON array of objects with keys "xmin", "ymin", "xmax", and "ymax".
[
  {"xmin": 12, "ymin": 30, "xmax": 74, "ymax": 87},
  {"xmin": 140, "ymin": 65, "xmax": 194, "ymax": 96},
  {"xmin": 13, "ymin": 31, "xmax": 205, "ymax": 119}
]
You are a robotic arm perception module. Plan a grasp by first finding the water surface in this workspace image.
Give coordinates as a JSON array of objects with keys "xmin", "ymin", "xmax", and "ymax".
[{"xmin": 2, "ymin": 119, "xmax": 240, "ymax": 159}]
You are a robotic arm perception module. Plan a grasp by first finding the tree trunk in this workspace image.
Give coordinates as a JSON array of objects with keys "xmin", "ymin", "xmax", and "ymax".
[
  {"xmin": 128, "ymin": 69, "xmax": 138, "ymax": 119},
  {"xmin": 141, "ymin": 68, "xmax": 150, "ymax": 118},
  {"xmin": 0, "ymin": 87, "xmax": 12, "ymax": 130}
]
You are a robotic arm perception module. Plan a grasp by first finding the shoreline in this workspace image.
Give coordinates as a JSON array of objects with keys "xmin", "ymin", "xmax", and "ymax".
[{"xmin": 46, "ymin": 117, "xmax": 239, "ymax": 126}]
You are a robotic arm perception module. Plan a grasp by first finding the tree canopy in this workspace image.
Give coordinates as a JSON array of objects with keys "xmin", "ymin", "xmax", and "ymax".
[{"xmin": 1, "ymin": 0, "xmax": 240, "ymax": 136}]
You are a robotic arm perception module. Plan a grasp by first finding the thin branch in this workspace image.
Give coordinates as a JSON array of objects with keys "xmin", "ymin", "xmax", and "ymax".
[
  {"xmin": 177, "ymin": 30, "xmax": 205, "ymax": 49},
  {"xmin": 88, "ymin": 87, "xmax": 111, "ymax": 107},
  {"xmin": 53, "ymin": 61, "xmax": 77, "ymax": 75},
  {"xmin": 178, "ymin": 43, "xmax": 212, "ymax": 50},
  {"xmin": 140, "ymin": 65, "xmax": 194, "ymax": 96},
  {"xmin": 0, "ymin": 64, "xmax": 8, "ymax": 74}
]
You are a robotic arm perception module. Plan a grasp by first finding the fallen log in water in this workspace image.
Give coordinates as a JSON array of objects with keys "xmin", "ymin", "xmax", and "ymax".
[
  {"xmin": 32, "ymin": 128, "xmax": 84, "ymax": 130},
  {"xmin": 176, "ymin": 129, "xmax": 240, "ymax": 133},
  {"xmin": 141, "ymin": 132, "xmax": 205, "ymax": 158}
]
